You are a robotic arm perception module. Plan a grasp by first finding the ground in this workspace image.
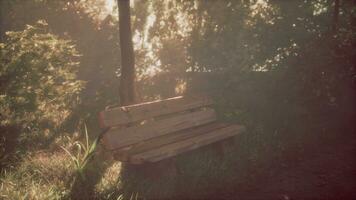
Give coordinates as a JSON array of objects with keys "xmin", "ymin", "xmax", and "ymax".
[
  {"xmin": 1, "ymin": 120, "xmax": 355, "ymax": 200},
  {"xmin": 224, "ymin": 133, "xmax": 356, "ymax": 200}
]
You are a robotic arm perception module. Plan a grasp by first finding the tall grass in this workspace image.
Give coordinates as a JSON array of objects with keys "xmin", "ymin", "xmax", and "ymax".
[
  {"xmin": 0, "ymin": 127, "xmax": 122, "ymax": 199},
  {"xmin": 0, "ymin": 152, "xmax": 74, "ymax": 199},
  {"xmin": 61, "ymin": 124, "xmax": 99, "ymax": 180}
]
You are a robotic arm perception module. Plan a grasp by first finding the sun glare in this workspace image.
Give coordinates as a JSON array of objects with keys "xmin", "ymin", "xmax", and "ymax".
[{"xmin": 104, "ymin": 0, "xmax": 115, "ymax": 13}]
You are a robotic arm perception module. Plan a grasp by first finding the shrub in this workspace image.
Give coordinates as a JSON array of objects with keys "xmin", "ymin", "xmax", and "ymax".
[{"xmin": 0, "ymin": 20, "xmax": 84, "ymax": 158}]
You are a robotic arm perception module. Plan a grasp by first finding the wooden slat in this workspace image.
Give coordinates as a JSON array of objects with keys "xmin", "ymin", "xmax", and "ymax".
[
  {"xmin": 99, "ymin": 96, "xmax": 213, "ymax": 128},
  {"xmin": 129, "ymin": 124, "xmax": 246, "ymax": 164},
  {"xmin": 113, "ymin": 122, "xmax": 230, "ymax": 161},
  {"xmin": 102, "ymin": 108, "xmax": 217, "ymax": 150}
]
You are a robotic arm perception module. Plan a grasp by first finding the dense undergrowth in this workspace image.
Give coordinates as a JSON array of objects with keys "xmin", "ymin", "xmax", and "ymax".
[{"xmin": 1, "ymin": 0, "xmax": 355, "ymax": 199}]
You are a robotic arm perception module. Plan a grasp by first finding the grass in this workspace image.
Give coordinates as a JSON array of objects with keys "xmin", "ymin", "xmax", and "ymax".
[
  {"xmin": 0, "ymin": 121, "xmax": 286, "ymax": 199},
  {"xmin": 0, "ymin": 125, "xmax": 122, "ymax": 200},
  {"xmin": 0, "ymin": 151, "xmax": 74, "ymax": 199},
  {"xmin": 0, "ymin": 139, "xmax": 248, "ymax": 199},
  {"xmin": 60, "ymin": 124, "xmax": 100, "ymax": 180},
  {"xmin": 0, "ymin": 150, "xmax": 123, "ymax": 200}
]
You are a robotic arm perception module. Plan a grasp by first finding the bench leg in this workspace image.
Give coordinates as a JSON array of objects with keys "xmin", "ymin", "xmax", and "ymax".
[
  {"xmin": 120, "ymin": 158, "xmax": 179, "ymax": 199},
  {"xmin": 121, "ymin": 158, "xmax": 178, "ymax": 178},
  {"xmin": 215, "ymin": 137, "xmax": 235, "ymax": 159}
]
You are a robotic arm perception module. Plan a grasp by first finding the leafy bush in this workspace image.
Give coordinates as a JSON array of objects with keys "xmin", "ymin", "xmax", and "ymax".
[{"xmin": 0, "ymin": 20, "xmax": 84, "ymax": 156}]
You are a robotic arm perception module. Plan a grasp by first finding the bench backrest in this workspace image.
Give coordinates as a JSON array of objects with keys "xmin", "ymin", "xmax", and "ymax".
[{"xmin": 99, "ymin": 96, "xmax": 216, "ymax": 150}]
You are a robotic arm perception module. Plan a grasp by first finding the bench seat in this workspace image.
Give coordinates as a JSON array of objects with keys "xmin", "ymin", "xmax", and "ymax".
[
  {"xmin": 113, "ymin": 123, "xmax": 244, "ymax": 164},
  {"xmin": 99, "ymin": 96, "xmax": 245, "ymax": 164}
]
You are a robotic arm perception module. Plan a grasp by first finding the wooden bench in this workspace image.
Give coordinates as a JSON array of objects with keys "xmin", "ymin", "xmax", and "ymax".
[{"xmin": 99, "ymin": 96, "xmax": 245, "ymax": 164}]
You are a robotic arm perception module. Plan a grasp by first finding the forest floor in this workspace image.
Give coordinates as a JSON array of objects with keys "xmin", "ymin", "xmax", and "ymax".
[
  {"xmin": 222, "ymin": 129, "xmax": 356, "ymax": 200},
  {"xmin": 1, "ymin": 119, "xmax": 355, "ymax": 199}
]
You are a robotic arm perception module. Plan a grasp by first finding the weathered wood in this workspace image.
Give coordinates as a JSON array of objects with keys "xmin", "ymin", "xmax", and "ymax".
[
  {"xmin": 99, "ymin": 96, "xmax": 212, "ymax": 128},
  {"xmin": 113, "ymin": 122, "xmax": 229, "ymax": 161},
  {"xmin": 129, "ymin": 124, "xmax": 245, "ymax": 164},
  {"xmin": 102, "ymin": 108, "xmax": 217, "ymax": 150},
  {"xmin": 99, "ymin": 95, "xmax": 246, "ymax": 164}
]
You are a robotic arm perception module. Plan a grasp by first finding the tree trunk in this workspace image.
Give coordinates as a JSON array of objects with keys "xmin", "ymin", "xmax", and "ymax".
[
  {"xmin": 117, "ymin": 2, "xmax": 177, "ymax": 198},
  {"xmin": 332, "ymin": 0, "xmax": 340, "ymax": 33},
  {"xmin": 118, "ymin": 0, "xmax": 136, "ymax": 106}
]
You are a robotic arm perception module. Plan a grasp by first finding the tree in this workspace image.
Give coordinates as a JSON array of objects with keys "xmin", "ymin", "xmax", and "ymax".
[
  {"xmin": 332, "ymin": 0, "xmax": 340, "ymax": 32},
  {"xmin": 117, "ymin": 0, "xmax": 136, "ymax": 106}
]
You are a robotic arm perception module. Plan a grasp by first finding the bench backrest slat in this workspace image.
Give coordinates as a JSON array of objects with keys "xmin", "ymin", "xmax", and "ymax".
[
  {"xmin": 102, "ymin": 108, "xmax": 216, "ymax": 150},
  {"xmin": 99, "ymin": 96, "xmax": 213, "ymax": 128}
]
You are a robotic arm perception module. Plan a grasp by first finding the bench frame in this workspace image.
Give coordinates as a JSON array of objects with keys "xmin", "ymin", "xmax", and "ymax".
[{"xmin": 99, "ymin": 95, "xmax": 245, "ymax": 164}]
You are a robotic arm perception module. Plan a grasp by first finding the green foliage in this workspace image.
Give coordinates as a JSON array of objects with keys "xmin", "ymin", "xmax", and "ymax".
[
  {"xmin": 123, "ymin": 1, "xmax": 356, "ymax": 198},
  {"xmin": 1, "ymin": 0, "xmax": 355, "ymax": 199},
  {"xmin": 61, "ymin": 124, "xmax": 99, "ymax": 180},
  {"xmin": 1, "ymin": 0, "xmax": 122, "ymax": 133},
  {"xmin": 0, "ymin": 20, "xmax": 83, "ymax": 140}
]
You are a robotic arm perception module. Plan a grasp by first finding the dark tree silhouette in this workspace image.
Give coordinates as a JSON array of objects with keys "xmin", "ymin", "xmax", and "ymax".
[
  {"xmin": 117, "ymin": 0, "xmax": 136, "ymax": 106},
  {"xmin": 332, "ymin": 0, "xmax": 340, "ymax": 32}
]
